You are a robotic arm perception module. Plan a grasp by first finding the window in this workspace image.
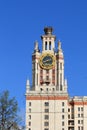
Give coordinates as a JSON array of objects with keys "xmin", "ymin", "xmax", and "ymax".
[
  {"xmin": 45, "ymin": 109, "xmax": 49, "ymax": 113},
  {"xmin": 72, "ymin": 107, "xmax": 74, "ymax": 112},
  {"xmin": 62, "ymin": 102, "xmax": 64, "ymax": 106},
  {"xmin": 60, "ymin": 63, "xmax": 62, "ymax": 70},
  {"xmin": 81, "ymin": 114, "xmax": 83, "ymax": 117},
  {"xmin": 29, "ymin": 108, "xmax": 31, "ymax": 113},
  {"xmin": 44, "ymin": 122, "xmax": 49, "ymax": 126},
  {"xmin": 78, "ymin": 126, "xmax": 80, "ymax": 130},
  {"xmin": 81, "ymin": 126, "xmax": 83, "ymax": 130},
  {"xmin": 62, "ymin": 115, "xmax": 64, "ymax": 119},
  {"xmin": 53, "ymin": 88, "xmax": 55, "ymax": 91},
  {"xmin": 71, "ymin": 114, "xmax": 74, "ymax": 119},
  {"xmin": 62, "ymin": 108, "xmax": 64, "ymax": 113},
  {"xmin": 46, "ymin": 76, "xmax": 49, "ymax": 80},
  {"xmin": 46, "ymin": 88, "xmax": 48, "ymax": 91},
  {"xmin": 44, "ymin": 102, "xmax": 49, "ymax": 106},
  {"xmin": 29, "ymin": 115, "xmax": 31, "ymax": 119},
  {"xmin": 44, "ymin": 129, "xmax": 49, "ymax": 130},
  {"xmin": 49, "ymin": 41, "xmax": 51, "ymax": 50},
  {"xmin": 60, "ymin": 73, "xmax": 62, "ymax": 85},
  {"xmin": 78, "ymin": 120, "xmax": 80, "ymax": 124},
  {"xmin": 45, "ymin": 41, "xmax": 47, "ymax": 50},
  {"xmin": 29, "ymin": 128, "xmax": 31, "ymax": 130},
  {"xmin": 29, "ymin": 122, "xmax": 31, "ymax": 126},
  {"xmin": 68, "ymin": 108, "xmax": 70, "ymax": 112},
  {"xmin": 78, "ymin": 107, "xmax": 80, "ymax": 111},
  {"xmin": 81, "ymin": 107, "xmax": 83, "ymax": 111},
  {"xmin": 29, "ymin": 102, "xmax": 31, "ymax": 106},
  {"xmin": 44, "ymin": 115, "xmax": 49, "ymax": 119},
  {"xmin": 78, "ymin": 114, "xmax": 80, "ymax": 117},
  {"xmin": 62, "ymin": 128, "xmax": 64, "ymax": 130},
  {"xmin": 62, "ymin": 121, "xmax": 64, "ymax": 126},
  {"xmin": 68, "ymin": 114, "xmax": 70, "ymax": 119},
  {"xmin": 81, "ymin": 120, "xmax": 83, "ymax": 124}
]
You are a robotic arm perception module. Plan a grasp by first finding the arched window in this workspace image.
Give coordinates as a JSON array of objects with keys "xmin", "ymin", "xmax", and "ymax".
[
  {"xmin": 49, "ymin": 41, "xmax": 51, "ymax": 50},
  {"xmin": 45, "ymin": 41, "xmax": 47, "ymax": 50}
]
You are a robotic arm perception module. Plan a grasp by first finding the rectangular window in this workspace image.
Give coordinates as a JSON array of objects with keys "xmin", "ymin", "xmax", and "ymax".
[
  {"xmin": 81, "ymin": 120, "xmax": 83, "ymax": 124},
  {"xmin": 81, "ymin": 126, "xmax": 83, "ymax": 130},
  {"xmin": 60, "ymin": 63, "xmax": 62, "ymax": 70},
  {"xmin": 44, "ymin": 102, "xmax": 49, "ymax": 106},
  {"xmin": 29, "ymin": 128, "xmax": 31, "ymax": 130},
  {"xmin": 29, "ymin": 115, "xmax": 31, "ymax": 119},
  {"xmin": 29, "ymin": 102, "xmax": 31, "ymax": 106},
  {"xmin": 44, "ymin": 122, "xmax": 49, "ymax": 126},
  {"xmin": 71, "ymin": 114, "xmax": 74, "ymax": 119},
  {"xmin": 29, "ymin": 108, "xmax": 31, "ymax": 113},
  {"xmin": 78, "ymin": 114, "xmax": 80, "ymax": 117},
  {"xmin": 78, "ymin": 107, "xmax": 80, "ymax": 111},
  {"xmin": 62, "ymin": 102, "xmax": 64, "ymax": 106},
  {"xmin": 81, "ymin": 107, "xmax": 83, "ymax": 111},
  {"xmin": 62, "ymin": 115, "xmax": 64, "ymax": 119},
  {"xmin": 46, "ymin": 76, "xmax": 49, "ymax": 80},
  {"xmin": 78, "ymin": 120, "xmax": 80, "ymax": 124},
  {"xmin": 29, "ymin": 122, "xmax": 31, "ymax": 126},
  {"xmin": 45, "ymin": 41, "xmax": 47, "ymax": 50},
  {"xmin": 62, "ymin": 108, "xmax": 64, "ymax": 113},
  {"xmin": 44, "ymin": 115, "xmax": 49, "ymax": 120},
  {"xmin": 68, "ymin": 108, "xmax": 70, "ymax": 112},
  {"xmin": 81, "ymin": 114, "xmax": 83, "ymax": 117},
  {"xmin": 44, "ymin": 129, "xmax": 49, "ymax": 130},
  {"xmin": 68, "ymin": 115, "xmax": 70, "ymax": 119},
  {"xmin": 62, "ymin": 121, "xmax": 64, "ymax": 126},
  {"xmin": 78, "ymin": 126, "xmax": 80, "ymax": 130},
  {"xmin": 45, "ymin": 109, "xmax": 49, "ymax": 113},
  {"xmin": 49, "ymin": 41, "xmax": 51, "ymax": 50}
]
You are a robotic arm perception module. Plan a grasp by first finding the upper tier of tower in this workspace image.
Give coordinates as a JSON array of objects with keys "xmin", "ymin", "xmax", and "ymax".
[{"xmin": 41, "ymin": 27, "xmax": 56, "ymax": 52}]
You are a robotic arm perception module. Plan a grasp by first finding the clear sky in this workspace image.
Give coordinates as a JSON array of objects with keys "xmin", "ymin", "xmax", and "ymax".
[{"xmin": 0, "ymin": 0, "xmax": 87, "ymax": 123}]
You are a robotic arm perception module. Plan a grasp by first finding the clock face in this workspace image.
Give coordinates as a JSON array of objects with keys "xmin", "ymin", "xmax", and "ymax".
[{"xmin": 39, "ymin": 53, "xmax": 55, "ymax": 69}]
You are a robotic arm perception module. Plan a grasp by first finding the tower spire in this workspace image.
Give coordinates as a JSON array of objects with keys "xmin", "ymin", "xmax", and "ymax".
[
  {"xmin": 58, "ymin": 40, "xmax": 62, "ymax": 51},
  {"xmin": 34, "ymin": 41, "xmax": 39, "ymax": 52},
  {"xmin": 26, "ymin": 79, "xmax": 30, "ymax": 93}
]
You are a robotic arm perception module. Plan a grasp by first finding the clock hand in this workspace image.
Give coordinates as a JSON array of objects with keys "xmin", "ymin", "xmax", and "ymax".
[{"xmin": 43, "ymin": 59, "xmax": 52, "ymax": 63}]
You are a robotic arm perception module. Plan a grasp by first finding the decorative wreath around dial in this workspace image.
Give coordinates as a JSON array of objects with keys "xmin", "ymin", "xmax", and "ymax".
[{"xmin": 39, "ymin": 53, "xmax": 55, "ymax": 69}]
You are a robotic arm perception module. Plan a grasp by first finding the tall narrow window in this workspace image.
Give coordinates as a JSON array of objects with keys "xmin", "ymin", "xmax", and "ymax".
[
  {"xmin": 49, "ymin": 41, "xmax": 51, "ymax": 50},
  {"xmin": 60, "ymin": 63, "xmax": 62, "ymax": 70},
  {"xmin": 60, "ymin": 73, "xmax": 62, "ymax": 85},
  {"xmin": 45, "ymin": 41, "xmax": 47, "ymax": 50}
]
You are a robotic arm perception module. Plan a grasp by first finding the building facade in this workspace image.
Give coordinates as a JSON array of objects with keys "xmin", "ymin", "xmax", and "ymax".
[{"xmin": 26, "ymin": 27, "xmax": 87, "ymax": 130}]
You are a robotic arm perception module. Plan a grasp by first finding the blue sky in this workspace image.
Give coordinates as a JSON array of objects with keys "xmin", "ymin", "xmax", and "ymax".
[{"xmin": 0, "ymin": 0, "xmax": 87, "ymax": 123}]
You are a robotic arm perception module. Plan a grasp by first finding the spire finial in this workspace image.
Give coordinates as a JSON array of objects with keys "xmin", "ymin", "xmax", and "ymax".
[
  {"xmin": 26, "ymin": 79, "xmax": 30, "ymax": 93},
  {"xmin": 34, "ymin": 41, "xmax": 39, "ymax": 52}
]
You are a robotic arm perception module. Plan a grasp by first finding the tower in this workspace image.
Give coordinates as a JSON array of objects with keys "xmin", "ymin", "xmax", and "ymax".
[
  {"xmin": 26, "ymin": 27, "xmax": 87, "ymax": 130},
  {"xmin": 31, "ymin": 27, "xmax": 67, "ymax": 93}
]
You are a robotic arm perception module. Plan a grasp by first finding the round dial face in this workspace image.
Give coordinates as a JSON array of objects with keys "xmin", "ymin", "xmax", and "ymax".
[{"xmin": 39, "ymin": 53, "xmax": 55, "ymax": 69}]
